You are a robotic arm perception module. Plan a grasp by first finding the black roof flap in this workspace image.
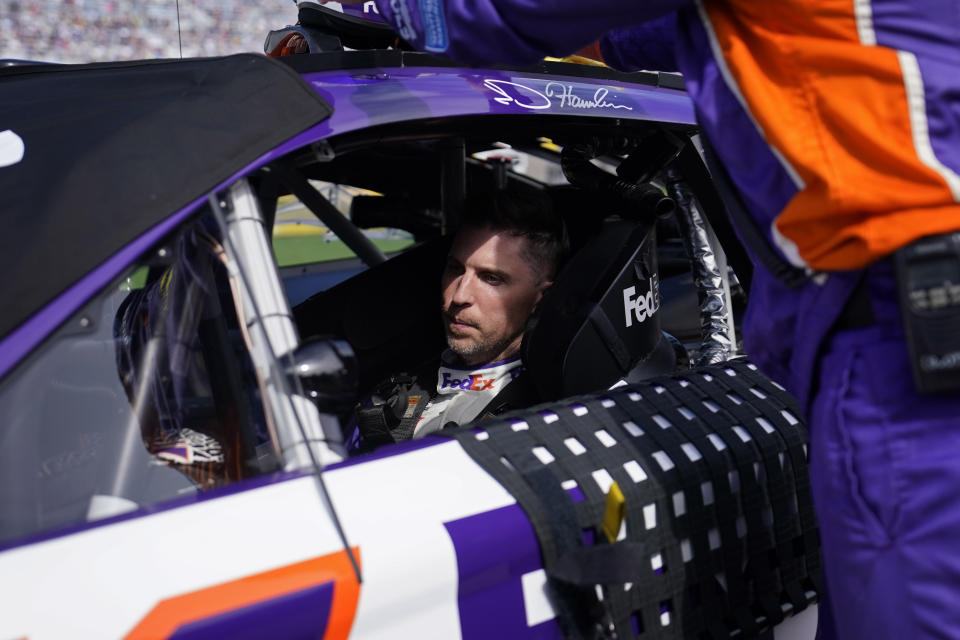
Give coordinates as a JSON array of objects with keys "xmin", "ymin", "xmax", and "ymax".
[{"xmin": 0, "ymin": 53, "xmax": 332, "ymax": 341}]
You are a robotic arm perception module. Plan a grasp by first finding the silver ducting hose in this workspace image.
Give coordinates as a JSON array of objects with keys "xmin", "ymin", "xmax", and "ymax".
[{"xmin": 667, "ymin": 172, "xmax": 736, "ymax": 365}]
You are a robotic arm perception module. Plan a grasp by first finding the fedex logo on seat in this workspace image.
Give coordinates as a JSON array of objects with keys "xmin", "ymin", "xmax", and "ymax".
[
  {"xmin": 441, "ymin": 373, "xmax": 495, "ymax": 391},
  {"xmin": 623, "ymin": 275, "xmax": 660, "ymax": 328}
]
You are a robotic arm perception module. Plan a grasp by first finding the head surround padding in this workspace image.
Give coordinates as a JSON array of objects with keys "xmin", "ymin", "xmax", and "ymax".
[{"xmin": 522, "ymin": 217, "xmax": 662, "ymax": 401}]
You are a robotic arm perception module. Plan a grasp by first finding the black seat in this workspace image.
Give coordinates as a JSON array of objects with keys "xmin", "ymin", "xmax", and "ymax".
[{"xmin": 522, "ymin": 216, "xmax": 679, "ymax": 402}]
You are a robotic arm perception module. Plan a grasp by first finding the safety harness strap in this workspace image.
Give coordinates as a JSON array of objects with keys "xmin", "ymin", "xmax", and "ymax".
[{"xmin": 478, "ymin": 369, "xmax": 541, "ymax": 419}]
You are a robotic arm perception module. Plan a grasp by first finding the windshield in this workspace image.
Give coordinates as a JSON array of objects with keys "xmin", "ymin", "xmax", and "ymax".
[{"xmin": 0, "ymin": 213, "xmax": 275, "ymax": 545}]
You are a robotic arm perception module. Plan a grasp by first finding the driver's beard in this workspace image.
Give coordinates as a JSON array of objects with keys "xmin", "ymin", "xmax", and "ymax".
[{"xmin": 446, "ymin": 327, "xmax": 523, "ymax": 366}]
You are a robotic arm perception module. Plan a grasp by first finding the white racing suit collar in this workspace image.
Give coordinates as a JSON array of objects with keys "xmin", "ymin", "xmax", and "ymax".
[{"xmin": 413, "ymin": 351, "xmax": 524, "ymax": 439}]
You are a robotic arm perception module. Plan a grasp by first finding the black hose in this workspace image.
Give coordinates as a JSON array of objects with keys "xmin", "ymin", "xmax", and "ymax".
[{"xmin": 560, "ymin": 137, "xmax": 676, "ymax": 219}]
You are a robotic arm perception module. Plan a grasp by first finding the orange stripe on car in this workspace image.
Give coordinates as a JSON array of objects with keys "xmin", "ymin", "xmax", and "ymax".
[
  {"xmin": 124, "ymin": 547, "xmax": 362, "ymax": 640},
  {"xmin": 705, "ymin": 0, "xmax": 960, "ymax": 269}
]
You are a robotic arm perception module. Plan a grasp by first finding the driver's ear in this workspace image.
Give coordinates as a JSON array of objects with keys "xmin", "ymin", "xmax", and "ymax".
[{"xmin": 533, "ymin": 279, "xmax": 553, "ymax": 305}]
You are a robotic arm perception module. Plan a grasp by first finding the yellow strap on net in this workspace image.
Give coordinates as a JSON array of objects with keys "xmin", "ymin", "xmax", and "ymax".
[{"xmin": 602, "ymin": 481, "xmax": 626, "ymax": 543}]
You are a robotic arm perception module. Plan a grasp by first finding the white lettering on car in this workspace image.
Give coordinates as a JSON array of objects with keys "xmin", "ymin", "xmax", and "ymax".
[
  {"xmin": 0, "ymin": 130, "xmax": 25, "ymax": 168},
  {"xmin": 484, "ymin": 79, "xmax": 633, "ymax": 112},
  {"xmin": 623, "ymin": 275, "xmax": 660, "ymax": 328},
  {"xmin": 483, "ymin": 79, "xmax": 552, "ymax": 110},
  {"xmin": 545, "ymin": 82, "xmax": 633, "ymax": 111}
]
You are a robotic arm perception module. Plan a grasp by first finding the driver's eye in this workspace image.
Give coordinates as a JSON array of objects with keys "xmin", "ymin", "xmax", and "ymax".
[
  {"xmin": 445, "ymin": 261, "xmax": 464, "ymax": 276},
  {"xmin": 481, "ymin": 273, "xmax": 503, "ymax": 285}
]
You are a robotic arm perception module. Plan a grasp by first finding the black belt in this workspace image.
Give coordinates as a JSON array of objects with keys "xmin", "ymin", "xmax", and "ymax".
[{"xmin": 834, "ymin": 273, "xmax": 875, "ymax": 331}]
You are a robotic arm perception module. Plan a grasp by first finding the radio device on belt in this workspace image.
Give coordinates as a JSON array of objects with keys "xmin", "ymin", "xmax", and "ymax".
[{"xmin": 896, "ymin": 231, "xmax": 960, "ymax": 393}]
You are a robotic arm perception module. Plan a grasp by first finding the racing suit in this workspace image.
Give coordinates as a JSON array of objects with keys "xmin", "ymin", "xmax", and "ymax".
[
  {"xmin": 363, "ymin": 1, "xmax": 960, "ymax": 637},
  {"xmin": 349, "ymin": 352, "xmax": 530, "ymax": 451}
]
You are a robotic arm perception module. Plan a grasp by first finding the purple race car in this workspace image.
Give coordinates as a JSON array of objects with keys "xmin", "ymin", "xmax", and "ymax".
[{"xmin": 0, "ymin": 8, "xmax": 818, "ymax": 639}]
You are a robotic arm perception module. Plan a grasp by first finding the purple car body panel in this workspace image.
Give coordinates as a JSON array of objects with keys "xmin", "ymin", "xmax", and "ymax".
[
  {"xmin": 168, "ymin": 581, "xmax": 334, "ymax": 640},
  {"xmin": 0, "ymin": 63, "xmax": 693, "ymax": 382},
  {"xmin": 445, "ymin": 504, "xmax": 563, "ymax": 640}
]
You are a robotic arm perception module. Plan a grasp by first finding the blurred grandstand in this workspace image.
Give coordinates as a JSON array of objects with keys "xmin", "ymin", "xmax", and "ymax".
[{"xmin": 0, "ymin": 0, "xmax": 297, "ymax": 63}]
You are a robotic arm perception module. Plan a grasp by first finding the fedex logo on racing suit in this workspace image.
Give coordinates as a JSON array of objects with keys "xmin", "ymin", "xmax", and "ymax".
[
  {"xmin": 623, "ymin": 274, "xmax": 660, "ymax": 328},
  {"xmin": 440, "ymin": 366, "xmax": 523, "ymax": 391},
  {"xmin": 441, "ymin": 373, "xmax": 495, "ymax": 391}
]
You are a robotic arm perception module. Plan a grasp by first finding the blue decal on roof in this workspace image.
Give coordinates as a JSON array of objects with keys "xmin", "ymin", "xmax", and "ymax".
[{"xmin": 419, "ymin": 0, "xmax": 449, "ymax": 53}]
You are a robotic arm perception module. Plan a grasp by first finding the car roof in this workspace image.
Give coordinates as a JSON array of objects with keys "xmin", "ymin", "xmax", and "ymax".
[{"xmin": 269, "ymin": 51, "xmax": 694, "ymax": 148}]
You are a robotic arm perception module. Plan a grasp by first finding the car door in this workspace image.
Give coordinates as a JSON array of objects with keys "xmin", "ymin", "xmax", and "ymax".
[{"xmin": 0, "ymin": 178, "xmax": 364, "ymax": 639}]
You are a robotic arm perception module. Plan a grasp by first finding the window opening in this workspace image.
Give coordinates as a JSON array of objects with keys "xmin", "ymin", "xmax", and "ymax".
[{"xmin": 0, "ymin": 213, "xmax": 274, "ymax": 546}]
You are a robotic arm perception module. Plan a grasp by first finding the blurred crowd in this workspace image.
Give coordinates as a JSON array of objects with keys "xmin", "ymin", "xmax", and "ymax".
[{"xmin": 0, "ymin": 0, "xmax": 298, "ymax": 63}]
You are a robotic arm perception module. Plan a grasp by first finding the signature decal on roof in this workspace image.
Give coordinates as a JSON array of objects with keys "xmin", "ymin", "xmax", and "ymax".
[
  {"xmin": 0, "ymin": 130, "xmax": 24, "ymax": 168},
  {"xmin": 484, "ymin": 79, "xmax": 634, "ymax": 112}
]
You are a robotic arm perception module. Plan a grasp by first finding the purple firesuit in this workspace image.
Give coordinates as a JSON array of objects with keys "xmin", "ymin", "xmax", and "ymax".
[{"xmin": 365, "ymin": 1, "xmax": 960, "ymax": 637}]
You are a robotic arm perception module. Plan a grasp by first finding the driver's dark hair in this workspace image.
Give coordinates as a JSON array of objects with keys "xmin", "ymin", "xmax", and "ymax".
[{"xmin": 458, "ymin": 188, "xmax": 569, "ymax": 282}]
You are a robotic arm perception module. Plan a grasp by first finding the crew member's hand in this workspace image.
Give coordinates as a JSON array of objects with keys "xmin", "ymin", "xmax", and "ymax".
[
  {"xmin": 575, "ymin": 41, "xmax": 605, "ymax": 63},
  {"xmin": 265, "ymin": 32, "xmax": 310, "ymax": 57}
]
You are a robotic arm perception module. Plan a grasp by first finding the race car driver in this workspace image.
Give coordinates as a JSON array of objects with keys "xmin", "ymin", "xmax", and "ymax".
[
  {"xmin": 348, "ymin": 188, "xmax": 567, "ymax": 452},
  {"xmin": 329, "ymin": 1, "xmax": 960, "ymax": 638}
]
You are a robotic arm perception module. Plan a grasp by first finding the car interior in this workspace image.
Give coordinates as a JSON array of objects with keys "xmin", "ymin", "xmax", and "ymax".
[{"xmin": 260, "ymin": 117, "xmax": 743, "ymax": 416}]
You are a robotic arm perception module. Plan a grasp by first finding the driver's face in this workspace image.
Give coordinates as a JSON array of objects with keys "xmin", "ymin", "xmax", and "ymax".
[{"xmin": 441, "ymin": 226, "xmax": 551, "ymax": 367}]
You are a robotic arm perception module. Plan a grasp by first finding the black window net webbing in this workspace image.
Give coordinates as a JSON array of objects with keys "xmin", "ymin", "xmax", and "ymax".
[{"xmin": 449, "ymin": 358, "xmax": 820, "ymax": 640}]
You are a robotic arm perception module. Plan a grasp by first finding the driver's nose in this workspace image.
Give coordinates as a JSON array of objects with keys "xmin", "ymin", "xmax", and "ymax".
[{"xmin": 450, "ymin": 272, "xmax": 476, "ymax": 307}]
